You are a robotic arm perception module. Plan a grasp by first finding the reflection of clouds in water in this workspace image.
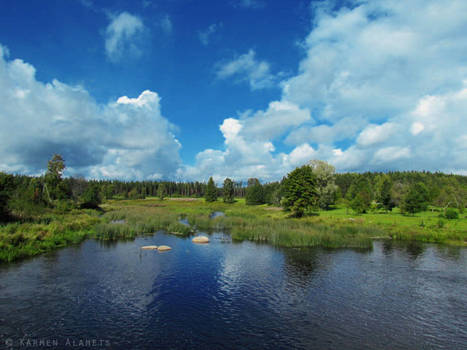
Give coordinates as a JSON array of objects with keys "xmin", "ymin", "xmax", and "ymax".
[
  {"xmin": 1, "ymin": 237, "xmax": 467, "ymax": 348},
  {"xmin": 92, "ymin": 238, "xmax": 164, "ymax": 313},
  {"xmin": 218, "ymin": 242, "xmax": 280, "ymax": 296}
]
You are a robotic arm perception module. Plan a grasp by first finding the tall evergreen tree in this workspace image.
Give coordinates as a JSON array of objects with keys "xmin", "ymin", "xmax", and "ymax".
[
  {"xmin": 205, "ymin": 177, "xmax": 218, "ymax": 202},
  {"xmin": 158, "ymin": 183, "xmax": 166, "ymax": 200},
  {"xmin": 223, "ymin": 178, "xmax": 235, "ymax": 203},
  {"xmin": 377, "ymin": 176, "xmax": 395, "ymax": 212},
  {"xmin": 245, "ymin": 178, "xmax": 265, "ymax": 205},
  {"xmin": 282, "ymin": 166, "xmax": 318, "ymax": 217}
]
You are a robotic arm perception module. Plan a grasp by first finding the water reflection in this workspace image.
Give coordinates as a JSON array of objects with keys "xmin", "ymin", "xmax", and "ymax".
[
  {"xmin": 382, "ymin": 239, "xmax": 426, "ymax": 259},
  {"xmin": 405, "ymin": 241, "xmax": 426, "ymax": 258},
  {"xmin": 282, "ymin": 247, "xmax": 319, "ymax": 281},
  {"xmin": 0, "ymin": 236, "xmax": 465, "ymax": 350},
  {"xmin": 210, "ymin": 211, "xmax": 225, "ymax": 219}
]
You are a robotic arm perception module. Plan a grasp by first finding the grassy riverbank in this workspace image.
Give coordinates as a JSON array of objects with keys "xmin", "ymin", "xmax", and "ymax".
[
  {"xmin": 99, "ymin": 198, "xmax": 466, "ymax": 248},
  {"xmin": 1, "ymin": 197, "xmax": 465, "ymax": 262},
  {"xmin": 0, "ymin": 209, "xmax": 101, "ymax": 262}
]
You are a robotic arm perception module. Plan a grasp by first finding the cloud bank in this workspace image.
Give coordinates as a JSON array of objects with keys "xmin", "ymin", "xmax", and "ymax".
[
  {"xmin": 0, "ymin": 45, "xmax": 181, "ymax": 180},
  {"xmin": 1, "ymin": 0, "xmax": 467, "ymax": 182},
  {"xmin": 188, "ymin": 0, "xmax": 467, "ymax": 180}
]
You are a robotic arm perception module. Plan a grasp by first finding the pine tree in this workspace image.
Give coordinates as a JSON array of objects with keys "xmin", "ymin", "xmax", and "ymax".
[
  {"xmin": 245, "ymin": 178, "xmax": 265, "ymax": 205},
  {"xmin": 223, "ymin": 178, "xmax": 235, "ymax": 203},
  {"xmin": 158, "ymin": 183, "xmax": 166, "ymax": 200},
  {"xmin": 377, "ymin": 176, "xmax": 394, "ymax": 212},
  {"xmin": 282, "ymin": 166, "xmax": 318, "ymax": 217},
  {"xmin": 205, "ymin": 177, "xmax": 218, "ymax": 202}
]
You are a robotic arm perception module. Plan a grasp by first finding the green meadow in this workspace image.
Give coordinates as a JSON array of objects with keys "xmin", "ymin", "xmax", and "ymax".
[{"xmin": 0, "ymin": 197, "xmax": 465, "ymax": 263}]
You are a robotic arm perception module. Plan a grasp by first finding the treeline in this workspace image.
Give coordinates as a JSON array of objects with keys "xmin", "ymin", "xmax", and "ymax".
[
  {"xmin": 208, "ymin": 161, "xmax": 466, "ymax": 217},
  {"xmin": 1, "ymin": 155, "xmax": 466, "ymax": 222}
]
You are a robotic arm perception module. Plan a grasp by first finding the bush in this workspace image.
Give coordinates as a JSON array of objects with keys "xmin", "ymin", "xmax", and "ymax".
[{"xmin": 445, "ymin": 208, "xmax": 459, "ymax": 220}]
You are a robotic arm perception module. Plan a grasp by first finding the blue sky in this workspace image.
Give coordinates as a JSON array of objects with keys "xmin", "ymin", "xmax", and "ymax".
[{"xmin": 0, "ymin": 0, "xmax": 466, "ymax": 181}]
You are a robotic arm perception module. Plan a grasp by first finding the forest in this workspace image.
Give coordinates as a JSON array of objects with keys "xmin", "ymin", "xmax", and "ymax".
[
  {"xmin": 1, "ymin": 155, "xmax": 465, "ymax": 222},
  {"xmin": 0, "ymin": 155, "xmax": 466, "ymax": 262}
]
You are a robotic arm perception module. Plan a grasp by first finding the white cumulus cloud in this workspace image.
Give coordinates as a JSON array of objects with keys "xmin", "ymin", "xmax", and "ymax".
[
  {"xmin": 0, "ymin": 45, "xmax": 181, "ymax": 179},
  {"xmin": 216, "ymin": 50, "xmax": 278, "ymax": 90},
  {"xmin": 105, "ymin": 12, "xmax": 145, "ymax": 62},
  {"xmin": 187, "ymin": 0, "xmax": 467, "ymax": 180}
]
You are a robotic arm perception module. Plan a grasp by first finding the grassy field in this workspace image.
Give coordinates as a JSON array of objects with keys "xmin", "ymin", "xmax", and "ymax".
[
  {"xmin": 0, "ymin": 197, "xmax": 466, "ymax": 263},
  {"xmin": 97, "ymin": 197, "xmax": 466, "ymax": 247}
]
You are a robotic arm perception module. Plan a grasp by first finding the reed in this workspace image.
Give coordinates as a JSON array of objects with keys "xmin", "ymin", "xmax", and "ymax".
[{"xmin": 2, "ymin": 197, "xmax": 465, "ymax": 263}]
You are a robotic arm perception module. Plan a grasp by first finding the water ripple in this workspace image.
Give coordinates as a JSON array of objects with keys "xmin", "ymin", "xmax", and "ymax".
[{"xmin": 0, "ymin": 237, "xmax": 465, "ymax": 349}]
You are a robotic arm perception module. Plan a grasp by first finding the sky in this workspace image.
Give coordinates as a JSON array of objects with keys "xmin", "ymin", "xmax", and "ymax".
[{"xmin": 0, "ymin": 0, "xmax": 466, "ymax": 182}]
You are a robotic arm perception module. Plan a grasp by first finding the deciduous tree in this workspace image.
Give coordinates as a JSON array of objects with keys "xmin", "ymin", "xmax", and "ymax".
[
  {"xmin": 347, "ymin": 177, "xmax": 372, "ymax": 214},
  {"xmin": 401, "ymin": 182, "xmax": 429, "ymax": 214},
  {"xmin": 309, "ymin": 160, "xmax": 338, "ymax": 210}
]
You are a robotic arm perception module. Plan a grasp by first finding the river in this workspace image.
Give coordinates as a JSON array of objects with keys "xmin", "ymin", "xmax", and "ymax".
[{"xmin": 0, "ymin": 233, "xmax": 466, "ymax": 349}]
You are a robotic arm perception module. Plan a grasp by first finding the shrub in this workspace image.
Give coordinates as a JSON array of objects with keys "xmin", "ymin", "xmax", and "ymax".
[{"xmin": 445, "ymin": 208, "xmax": 459, "ymax": 220}]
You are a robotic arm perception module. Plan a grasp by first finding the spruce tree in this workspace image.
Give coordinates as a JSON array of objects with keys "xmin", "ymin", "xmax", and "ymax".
[
  {"xmin": 282, "ymin": 166, "xmax": 318, "ymax": 217},
  {"xmin": 377, "ymin": 176, "xmax": 394, "ymax": 212},
  {"xmin": 223, "ymin": 178, "xmax": 235, "ymax": 203},
  {"xmin": 158, "ymin": 183, "xmax": 166, "ymax": 200},
  {"xmin": 245, "ymin": 178, "xmax": 265, "ymax": 205},
  {"xmin": 205, "ymin": 177, "xmax": 218, "ymax": 202}
]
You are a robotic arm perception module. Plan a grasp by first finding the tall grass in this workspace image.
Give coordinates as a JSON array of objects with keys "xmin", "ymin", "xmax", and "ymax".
[
  {"xmin": 2, "ymin": 198, "xmax": 465, "ymax": 263},
  {"xmin": 94, "ymin": 207, "xmax": 192, "ymax": 240},
  {"xmin": 0, "ymin": 210, "xmax": 100, "ymax": 262}
]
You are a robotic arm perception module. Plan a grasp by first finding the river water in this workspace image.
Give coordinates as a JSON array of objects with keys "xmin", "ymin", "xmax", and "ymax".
[{"xmin": 0, "ymin": 233, "xmax": 466, "ymax": 349}]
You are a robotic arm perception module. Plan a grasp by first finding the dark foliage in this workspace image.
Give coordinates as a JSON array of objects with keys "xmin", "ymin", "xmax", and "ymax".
[
  {"xmin": 282, "ymin": 166, "xmax": 318, "ymax": 217},
  {"xmin": 223, "ymin": 178, "xmax": 235, "ymax": 203},
  {"xmin": 205, "ymin": 177, "xmax": 218, "ymax": 202},
  {"xmin": 245, "ymin": 178, "xmax": 265, "ymax": 205}
]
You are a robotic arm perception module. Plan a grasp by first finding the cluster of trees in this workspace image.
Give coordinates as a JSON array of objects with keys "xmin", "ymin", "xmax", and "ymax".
[
  {"xmin": 335, "ymin": 171, "xmax": 466, "ymax": 216},
  {"xmin": 0, "ymin": 154, "xmax": 103, "ymax": 221},
  {"xmin": 1, "ymin": 154, "xmax": 465, "ymax": 222},
  {"xmin": 203, "ymin": 160, "xmax": 466, "ymax": 218},
  {"xmin": 279, "ymin": 164, "xmax": 466, "ymax": 217}
]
